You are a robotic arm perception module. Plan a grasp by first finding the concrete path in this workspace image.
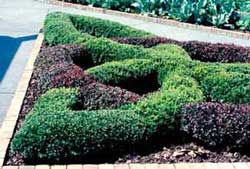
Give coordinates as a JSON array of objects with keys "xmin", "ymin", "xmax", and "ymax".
[{"xmin": 0, "ymin": 0, "xmax": 249, "ymax": 127}]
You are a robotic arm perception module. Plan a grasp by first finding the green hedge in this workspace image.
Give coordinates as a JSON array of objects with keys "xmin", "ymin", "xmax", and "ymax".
[
  {"xmin": 70, "ymin": 14, "xmax": 153, "ymax": 38},
  {"xmin": 86, "ymin": 43, "xmax": 192, "ymax": 84},
  {"xmin": 87, "ymin": 59, "xmax": 158, "ymax": 84},
  {"xmin": 151, "ymin": 44, "xmax": 191, "ymax": 61},
  {"xmin": 124, "ymin": 72, "xmax": 204, "ymax": 131},
  {"xmin": 11, "ymin": 88, "xmax": 148, "ymax": 160},
  {"xmin": 44, "ymin": 13, "xmax": 85, "ymax": 45},
  {"xmin": 84, "ymin": 38, "xmax": 150, "ymax": 64},
  {"xmin": 44, "ymin": 12, "xmax": 153, "ymax": 45},
  {"xmin": 202, "ymin": 71, "xmax": 250, "ymax": 104},
  {"xmin": 192, "ymin": 63, "xmax": 250, "ymax": 104}
]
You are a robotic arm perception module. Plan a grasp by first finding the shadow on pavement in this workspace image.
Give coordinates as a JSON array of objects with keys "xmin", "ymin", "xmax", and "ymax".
[{"xmin": 0, "ymin": 34, "xmax": 37, "ymax": 82}]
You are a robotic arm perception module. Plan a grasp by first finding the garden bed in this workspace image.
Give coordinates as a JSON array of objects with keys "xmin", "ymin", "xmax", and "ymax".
[
  {"xmin": 49, "ymin": 0, "xmax": 250, "ymax": 39},
  {"xmin": 3, "ymin": 12, "xmax": 250, "ymax": 165}
]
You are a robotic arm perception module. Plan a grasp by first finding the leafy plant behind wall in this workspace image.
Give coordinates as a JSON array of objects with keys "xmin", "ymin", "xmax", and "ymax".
[
  {"xmin": 167, "ymin": 0, "xmax": 193, "ymax": 22},
  {"xmin": 131, "ymin": 0, "xmax": 168, "ymax": 16},
  {"xmin": 237, "ymin": 12, "xmax": 250, "ymax": 30},
  {"xmin": 61, "ymin": 0, "xmax": 249, "ymax": 30},
  {"xmin": 206, "ymin": 0, "xmax": 236, "ymax": 27}
]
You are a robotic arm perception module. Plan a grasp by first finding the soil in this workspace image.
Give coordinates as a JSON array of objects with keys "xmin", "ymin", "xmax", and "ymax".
[{"xmin": 4, "ymin": 42, "xmax": 250, "ymax": 165}]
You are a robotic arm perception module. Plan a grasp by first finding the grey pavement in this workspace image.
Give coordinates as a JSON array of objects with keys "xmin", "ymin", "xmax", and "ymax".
[{"xmin": 0, "ymin": 0, "xmax": 250, "ymax": 127}]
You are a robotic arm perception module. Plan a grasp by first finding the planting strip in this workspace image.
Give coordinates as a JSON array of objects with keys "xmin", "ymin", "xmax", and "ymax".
[{"xmin": 48, "ymin": 0, "xmax": 250, "ymax": 40}]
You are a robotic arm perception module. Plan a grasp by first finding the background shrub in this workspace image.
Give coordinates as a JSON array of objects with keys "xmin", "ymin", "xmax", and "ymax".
[{"xmin": 182, "ymin": 102, "xmax": 250, "ymax": 151}]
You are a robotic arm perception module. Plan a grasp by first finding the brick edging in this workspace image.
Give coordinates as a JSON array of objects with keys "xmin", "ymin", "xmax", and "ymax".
[
  {"xmin": 1, "ymin": 163, "xmax": 250, "ymax": 169},
  {"xmin": 48, "ymin": 0, "xmax": 250, "ymax": 40},
  {"xmin": 0, "ymin": 33, "xmax": 44, "ymax": 168}
]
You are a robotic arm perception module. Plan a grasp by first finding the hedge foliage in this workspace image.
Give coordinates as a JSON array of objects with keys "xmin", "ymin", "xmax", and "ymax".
[
  {"xmin": 70, "ymin": 14, "xmax": 153, "ymax": 38},
  {"xmin": 201, "ymin": 71, "xmax": 250, "ymax": 104},
  {"xmin": 11, "ymin": 88, "xmax": 146, "ymax": 160},
  {"xmin": 44, "ymin": 12, "xmax": 152, "ymax": 45},
  {"xmin": 11, "ymin": 12, "xmax": 250, "ymax": 162},
  {"xmin": 113, "ymin": 37, "xmax": 250, "ymax": 63},
  {"xmin": 11, "ymin": 71, "xmax": 204, "ymax": 161},
  {"xmin": 24, "ymin": 43, "xmax": 142, "ymax": 124},
  {"xmin": 44, "ymin": 13, "xmax": 86, "ymax": 45},
  {"xmin": 191, "ymin": 63, "xmax": 250, "ymax": 104},
  {"xmin": 87, "ymin": 59, "xmax": 158, "ymax": 84},
  {"xmin": 86, "ymin": 43, "xmax": 190, "ymax": 84},
  {"xmin": 182, "ymin": 102, "xmax": 250, "ymax": 151},
  {"xmin": 84, "ymin": 38, "xmax": 150, "ymax": 64}
]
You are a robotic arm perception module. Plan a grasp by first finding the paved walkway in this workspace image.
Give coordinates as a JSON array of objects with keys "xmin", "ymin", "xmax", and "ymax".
[{"xmin": 0, "ymin": 0, "xmax": 250, "ymax": 127}]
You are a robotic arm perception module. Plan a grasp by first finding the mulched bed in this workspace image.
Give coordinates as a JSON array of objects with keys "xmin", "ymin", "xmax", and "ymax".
[
  {"xmin": 116, "ymin": 143, "xmax": 250, "ymax": 163},
  {"xmin": 5, "ymin": 42, "xmax": 250, "ymax": 165}
]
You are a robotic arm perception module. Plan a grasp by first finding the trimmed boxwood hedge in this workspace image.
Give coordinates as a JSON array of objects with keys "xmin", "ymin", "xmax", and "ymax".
[
  {"xmin": 191, "ymin": 63, "xmax": 250, "ymax": 104},
  {"xmin": 84, "ymin": 38, "xmax": 150, "ymax": 64},
  {"xmin": 44, "ymin": 12, "xmax": 152, "ymax": 45},
  {"xmin": 86, "ymin": 43, "xmax": 191, "ymax": 84},
  {"xmin": 70, "ymin": 14, "xmax": 153, "ymax": 38},
  {"xmin": 201, "ymin": 71, "xmax": 250, "ymax": 104},
  {"xmin": 11, "ymin": 12, "xmax": 250, "ymax": 162},
  {"xmin": 11, "ymin": 88, "xmax": 146, "ymax": 160}
]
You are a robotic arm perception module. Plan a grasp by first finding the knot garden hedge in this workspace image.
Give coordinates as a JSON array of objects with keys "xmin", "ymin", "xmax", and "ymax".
[{"xmin": 10, "ymin": 12, "xmax": 250, "ymax": 162}]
